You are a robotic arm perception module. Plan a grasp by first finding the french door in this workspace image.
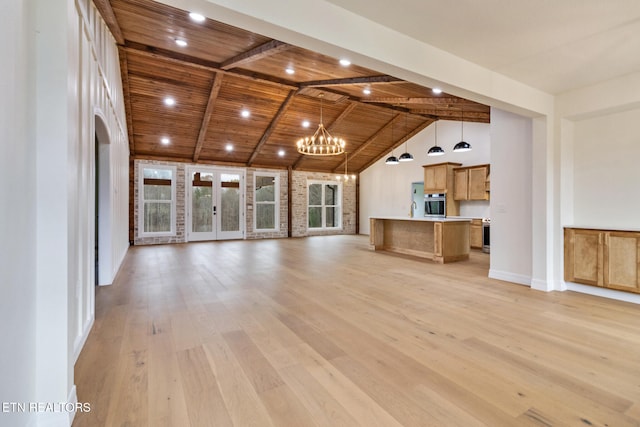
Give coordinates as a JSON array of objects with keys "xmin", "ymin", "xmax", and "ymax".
[{"xmin": 187, "ymin": 167, "xmax": 245, "ymax": 241}]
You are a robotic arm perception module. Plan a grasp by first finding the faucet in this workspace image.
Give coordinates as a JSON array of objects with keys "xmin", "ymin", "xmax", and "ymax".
[{"xmin": 410, "ymin": 200, "xmax": 417, "ymax": 217}]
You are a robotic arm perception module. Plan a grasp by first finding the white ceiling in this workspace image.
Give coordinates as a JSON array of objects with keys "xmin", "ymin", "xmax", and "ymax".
[{"xmin": 325, "ymin": 0, "xmax": 640, "ymax": 94}]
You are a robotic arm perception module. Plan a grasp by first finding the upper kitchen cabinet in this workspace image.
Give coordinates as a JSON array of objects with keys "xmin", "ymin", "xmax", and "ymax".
[
  {"xmin": 453, "ymin": 164, "xmax": 490, "ymax": 201},
  {"xmin": 423, "ymin": 162, "xmax": 461, "ymax": 194}
]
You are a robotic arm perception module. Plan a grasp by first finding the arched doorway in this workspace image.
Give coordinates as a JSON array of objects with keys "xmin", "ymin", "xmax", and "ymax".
[{"xmin": 95, "ymin": 114, "xmax": 112, "ymax": 285}]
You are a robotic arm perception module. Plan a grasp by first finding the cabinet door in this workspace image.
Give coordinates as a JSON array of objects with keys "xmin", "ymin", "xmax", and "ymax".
[
  {"xmin": 470, "ymin": 223, "xmax": 483, "ymax": 249},
  {"xmin": 453, "ymin": 169, "xmax": 468, "ymax": 200},
  {"xmin": 468, "ymin": 167, "xmax": 489, "ymax": 200},
  {"xmin": 564, "ymin": 228, "xmax": 603, "ymax": 286},
  {"xmin": 424, "ymin": 165, "xmax": 447, "ymax": 193},
  {"xmin": 604, "ymin": 232, "xmax": 640, "ymax": 292}
]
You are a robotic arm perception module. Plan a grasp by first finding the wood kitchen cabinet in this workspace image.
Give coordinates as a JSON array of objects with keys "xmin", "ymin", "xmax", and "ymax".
[
  {"xmin": 564, "ymin": 227, "xmax": 640, "ymax": 293},
  {"xmin": 423, "ymin": 162, "xmax": 461, "ymax": 216},
  {"xmin": 470, "ymin": 218, "xmax": 483, "ymax": 249},
  {"xmin": 453, "ymin": 164, "xmax": 490, "ymax": 201},
  {"xmin": 423, "ymin": 162, "xmax": 460, "ymax": 194}
]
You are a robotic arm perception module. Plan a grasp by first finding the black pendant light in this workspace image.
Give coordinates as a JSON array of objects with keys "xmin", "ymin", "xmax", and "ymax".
[
  {"xmin": 398, "ymin": 113, "xmax": 414, "ymax": 162},
  {"xmin": 427, "ymin": 120, "xmax": 445, "ymax": 156},
  {"xmin": 453, "ymin": 107, "xmax": 472, "ymax": 152},
  {"xmin": 385, "ymin": 113, "xmax": 399, "ymax": 165}
]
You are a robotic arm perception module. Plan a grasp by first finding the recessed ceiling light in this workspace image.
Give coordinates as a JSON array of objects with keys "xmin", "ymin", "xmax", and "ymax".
[
  {"xmin": 285, "ymin": 67, "xmax": 295, "ymax": 75},
  {"xmin": 161, "ymin": 137, "xmax": 170, "ymax": 145},
  {"xmin": 302, "ymin": 120, "xmax": 310, "ymax": 128},
  {"xmin": 164, "ymin": 97, "xmax": 175, "ymax": 106},
  {"xmin": 225, "ymin": 143, "xmax": 233, "ymax": 152},
  {"xmin": 278, "ymin": 149, "xmax": 285, "ymax": 157},
  {"xmin": 363, "ymin": 88, "xmax": 371, "ymax": 95},
  {"xmin": 241, "ymin": 109, "xmax": 250, "ymax": 118},
  {"xmin": 339, "ymin": 58, "xmax": 351, "ymax": 66},
  {"xmin": 432, "ymin": 88, "xmax": 443, "ymax": 94},
  {"xmin": 189, "ymin": 12, "xmax": 205, "ymax": 22},
  {"xmin": 175, "ymin": 39, "xmax": 188, "ymax": 47}
]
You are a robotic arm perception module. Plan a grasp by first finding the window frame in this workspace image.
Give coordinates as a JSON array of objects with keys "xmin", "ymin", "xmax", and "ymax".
[
  {"xmin": 254, "ymin": 173, "xmax": 280, "ymax": 232},
  {"xmin": 307, "ymin": 179, "xmax": 342, "ymax": 230},
  {"xmin": 138, "ymin": 164, "xmax": 177, "ymax": 237}
]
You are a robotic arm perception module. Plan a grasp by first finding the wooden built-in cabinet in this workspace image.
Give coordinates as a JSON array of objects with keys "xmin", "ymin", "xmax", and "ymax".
[
  {"xmin": 453, "ymin": 164, "xmax": 490, "ymax": 201},
  {"xmin": 564, "ymin": 227, "xmax": 640, "ymax": 293},
  {"xmin": 423, "ymin": 162, "xmax": 460, "ymax": 194},
  {"xmin": 423, "ymin": 162, "xmax": 461, "ymax": 217},
  {"xmin": 470, "ymin": 218, "xmax": 483, "ymax": 249}
]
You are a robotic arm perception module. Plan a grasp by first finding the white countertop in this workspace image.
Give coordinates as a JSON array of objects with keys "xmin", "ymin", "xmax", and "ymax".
[
  {"xmin": 370, "ymin": 216, "xmax": 472, "ymax": 222},
  {"xmin": 564, "ymin": 225, "xmax": 640, "ymax": 232}
]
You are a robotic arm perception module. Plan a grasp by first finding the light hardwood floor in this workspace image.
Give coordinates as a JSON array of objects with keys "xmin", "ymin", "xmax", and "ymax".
[{"xmin": 74, "ymin": 235, "xmax": 640, "ymax": 426}]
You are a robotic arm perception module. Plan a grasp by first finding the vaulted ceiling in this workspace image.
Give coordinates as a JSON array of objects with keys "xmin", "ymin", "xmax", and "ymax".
[{"xmin": 94, "ymin": 0, "xmax": 490, "ymax": 174}]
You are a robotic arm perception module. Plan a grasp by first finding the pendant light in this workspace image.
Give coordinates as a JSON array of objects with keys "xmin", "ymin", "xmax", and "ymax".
[
  {"xmin": 453, "ymin": 106, "xmax": 472, "ymax": 152},
  {"xmin": 385, "ymin": 113, "xmax": 399, "ymax": 165},
  {"xmin": 398, "ymin": 114, "xmax": 414, "ymax": 162},
  {"xmin": 427, "ymin": 120, "xmax": 445, "ymax": 156}
]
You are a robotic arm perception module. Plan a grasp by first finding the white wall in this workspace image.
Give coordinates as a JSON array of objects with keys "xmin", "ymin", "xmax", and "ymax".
[
  {"xmin": 571, "ymin": 107, "xmax": 640, "ymax": 228},
  {"xmin": 0, "ymin": 0, "xmax": 129, "ymax": 425},
  {"xmin": 0, "ymin": 0, "xmax": 37, "ymax": 425},
  {"xmin": 489, "ymin": 108, "xmax": 533, "ymax": 286},
  {"xmin": 556, "ymin": 72, "xmax": 640, "ymax": 302},
  {"xmin": 359, "ymin": 120, "xmax": 490, "ymax": 234}
]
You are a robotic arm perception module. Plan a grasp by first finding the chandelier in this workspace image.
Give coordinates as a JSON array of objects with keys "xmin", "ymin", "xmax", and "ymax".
[
  {"xmin": 296, "ymin": 95, "xmax": 346, "ymax": 156},
  {"xmin": 336, "ymin": 152, "xmax": 356, "ymax": 182}
]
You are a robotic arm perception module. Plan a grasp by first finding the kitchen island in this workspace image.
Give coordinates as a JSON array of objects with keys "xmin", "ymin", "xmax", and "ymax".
[{"xmin": 369, "ymin": 216, "xmax": 470, "ymax": 263}]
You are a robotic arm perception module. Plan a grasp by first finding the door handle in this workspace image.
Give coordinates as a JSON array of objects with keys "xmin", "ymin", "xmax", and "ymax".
[{"xmin": 213, "ymin": 205, "xmax": 217, "ymax": 215}]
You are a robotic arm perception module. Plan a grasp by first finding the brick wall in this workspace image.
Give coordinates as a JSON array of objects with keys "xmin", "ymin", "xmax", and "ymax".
[
  {"xmin": 291, "ymin": 170, "xmax": 357, "ymax": 237},
  {"xmin": 245, "ymin": 168, "xmax": 289, "ymax": 240},
  {"xmin": 133, "ymin": 160, "xmax": 357, "ymax": 244}
]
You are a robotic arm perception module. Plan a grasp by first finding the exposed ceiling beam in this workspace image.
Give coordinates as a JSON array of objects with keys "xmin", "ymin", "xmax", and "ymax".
[
  {"xmin": 247, "ymin": 89, "xmax": 299, "ymax": 166},
  {"xmin": 220, "ymin": 40, "xmax": 292, "ymax": 70},
  {"xmin": 92, "ymin": 0, "xmax": 125, "ymax": 45},
  {"xmin": 411, "ymin": 110, "xmax": 491, "ymax": 122},
  {"xmin": 358, "ymin": 119, "xmax": 434, "ymax": 172},
  {"xmin": 117, "ymin": 46, "xmax": 135, "ymax": 155},
  {"xmin": 123, "ymin": 43, "xmax": 298, "ymax": 90},
  {"xmin": 362, "ymin": 97, "xmax": 482, "ymax": 106},
  {"xmin": 292, "ymin": 101, "xmax": 357, "ymax": 170},
  {"xmin": 193, "ymin": 72, "xmax": 224, "ymax": 162},
  {"xmin": 299, "ymin": 75, "xmax": 402, "ymax": 88},
  {"xmin": 333, "ymin": 113, "xmax": 402, "ymax": 172}
]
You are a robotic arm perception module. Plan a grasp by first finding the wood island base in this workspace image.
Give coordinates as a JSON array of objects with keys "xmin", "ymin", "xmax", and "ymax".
[{"xmin": 369, "ymin": 217, "xmax": 470, "ymax": 263}]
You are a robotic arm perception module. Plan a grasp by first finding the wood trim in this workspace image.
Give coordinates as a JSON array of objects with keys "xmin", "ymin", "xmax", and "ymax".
[
  {"xmin": 247, "ymin": 89, "xmax": 299, "ymax": 166},
  {"xmin": 92, "ymin": 0, "xmax": 125, "ymax": 45},
  {"xmin": 118, "ymin": 47, "xmax": 135, "ymax": 156},
  {"xmin": 362, "ymin": 97, "xmax": 481, "ymax": 106},
  {"xmin": 193, "ymin": 72, "xmax": 224, "ymax": 162}
]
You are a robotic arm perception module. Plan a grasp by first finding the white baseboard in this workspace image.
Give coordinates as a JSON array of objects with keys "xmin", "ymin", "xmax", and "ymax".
[
  {"xmin": 566, "ymin": 282, "xmax": 640, "ymax": 305},
  {"xmin": 488, "ymin": 269, "xmax": 531, "ymax": 287},
  {"xmin": 33, "ymin": 386, "xmax": 76, "ymax": 427},
  {"xmin": 73, "ymin": 316, "xmax": 94, "ymax": 363}
]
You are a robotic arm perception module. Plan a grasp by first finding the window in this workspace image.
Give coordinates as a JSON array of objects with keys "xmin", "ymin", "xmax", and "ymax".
[
  {"xmin": 254, "ymin": 173, "xmax": 279, "ymax": 231},
  {"xmin": 308, "ymin": 180, "xmax": 341, "ymax": 229},
  {"xmin": 139, "ymin": 165, "xmax": 176, "ymax": 236}
]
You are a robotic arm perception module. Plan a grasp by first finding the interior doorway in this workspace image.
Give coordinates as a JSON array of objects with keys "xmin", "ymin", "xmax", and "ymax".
[
  {"xmin": 187, "ymin": 166, "xmax": 245, "ymax": 241},
  {"xmin": 94, "ymin": 115, "xmax": 112, "ymax": 285},
  {"xmin": 411, "ymin": 182, "xmax": 425, "ymax": 217}
]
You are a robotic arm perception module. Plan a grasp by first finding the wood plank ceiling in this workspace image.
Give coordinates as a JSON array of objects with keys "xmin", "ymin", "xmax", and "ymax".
[{"xmin": 95, "ymin": 0, "xmax": 490, "ymax": 174}]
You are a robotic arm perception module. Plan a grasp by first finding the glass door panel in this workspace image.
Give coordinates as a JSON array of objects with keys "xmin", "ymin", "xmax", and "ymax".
[
  {"xmin": 217, "ymin": 172, "xmax": 243, "ymax": 239},
  {"xmin": 187, "ymin": 168, "xmax": 244, "ymax": 241}
]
